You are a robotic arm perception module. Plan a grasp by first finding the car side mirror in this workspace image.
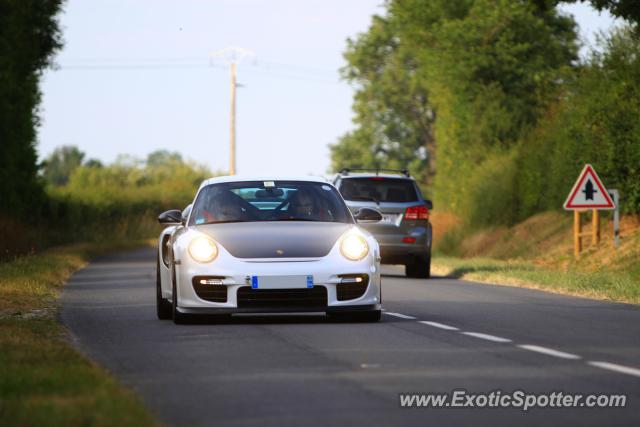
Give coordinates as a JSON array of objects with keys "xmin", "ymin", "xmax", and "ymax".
[
  {"xmin": 425, "ymin": 199, "xmax": 433, "ymax": 210},
  {"xmin": 354, "ymin": 207, "xmax": 383, "ymax": 222},
  {"xmin": 158, "ymin": 209, "xmax": 183, "ymax": 225}
]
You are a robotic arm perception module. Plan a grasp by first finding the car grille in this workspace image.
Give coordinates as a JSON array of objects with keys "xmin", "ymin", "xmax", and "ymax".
[
  {"xmin": 336, "ymin": 274, "xmax": 369, "ymax": 301},
  {"xmin": 237, "ymin": 286, "xmax": 327, "ymax": 309},
  {"xmin": 192, "ymin": 276, "xmax": 227, "ymax": 303}
]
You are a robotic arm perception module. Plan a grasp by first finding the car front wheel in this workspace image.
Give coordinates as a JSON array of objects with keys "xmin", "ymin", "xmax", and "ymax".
[
  {"xmin": 156, "ymin": 256, "xmax": 172, "ymax": 320},
  {"xmin": 171, "ymin": 267, "xmax": 188, "ymax": 324}
]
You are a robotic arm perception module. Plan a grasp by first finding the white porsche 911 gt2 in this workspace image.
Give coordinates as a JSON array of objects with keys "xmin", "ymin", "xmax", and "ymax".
[{"xmin": 156, "ymin": 176, "xmax": 383, "ymax": 324}]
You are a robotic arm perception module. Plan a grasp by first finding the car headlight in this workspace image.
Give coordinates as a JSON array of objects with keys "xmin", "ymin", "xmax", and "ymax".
[
  {"xmin": 340, "ymin": 234, "xmax": 369, "ymax": 261},
  {"xmin": 188, "ymin": 236, "xmax": 218, "ymax": 263}
]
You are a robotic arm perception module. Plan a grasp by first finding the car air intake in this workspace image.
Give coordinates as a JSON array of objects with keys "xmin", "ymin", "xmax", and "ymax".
[
  {"xmin": 337, "ymin": 274, "xmax": 369, "ymax": 301},
  {"xmin": 237, "ymin": 286, "xmax": 327, "ymax": 309},
  {"xmin": 192, "ymin": 276, "xmax": 227, "ymax": 302}
]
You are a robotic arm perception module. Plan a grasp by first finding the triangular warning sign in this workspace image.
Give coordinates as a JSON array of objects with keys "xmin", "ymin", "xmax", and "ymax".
[{"xmin": 563, "ymin": 164, "xmax": 615, "ymax": 210}]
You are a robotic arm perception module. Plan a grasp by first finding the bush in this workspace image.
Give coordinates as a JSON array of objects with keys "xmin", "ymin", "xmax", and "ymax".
[
  {"xmin": 462, "ymin": 148, "xmax": 520, "ymax": 227},
  {"xmin": 332, "ymin": 1, "xmax": 639, "ymax": 233},
  {"xmin": 515, "ymin": 27, "xmax": 640, "ymax": 219},
  {"xmin": 44, "ymin": 153, "xmax": 215, "ymax": 245},
  {"xmin": 1, "ymin": 149, "xmax": 217, "ymax": 259}
]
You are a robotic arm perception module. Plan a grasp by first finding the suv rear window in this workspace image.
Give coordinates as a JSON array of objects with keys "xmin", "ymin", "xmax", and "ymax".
[{"xmin": 339, "ymin": 178, "xmax": 418, "ymax": 203}]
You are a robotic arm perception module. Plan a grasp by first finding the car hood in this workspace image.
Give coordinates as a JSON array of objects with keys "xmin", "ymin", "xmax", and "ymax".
[{"xmin": 196, "ymin": 221, "xmax": 353, "ymax": 259}]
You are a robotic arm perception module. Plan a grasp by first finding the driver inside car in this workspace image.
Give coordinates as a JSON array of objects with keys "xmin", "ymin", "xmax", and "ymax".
[
  {"xmin": 285, "ymin": 189, "xmax": 328, "ymax": 221},
  {"xmin": 214, "ymin": 192, "xmax": 246, "ymax": 222},
  {"xmin": 195, "ymin": 190, "xmax": 246, "ymax": 223}
]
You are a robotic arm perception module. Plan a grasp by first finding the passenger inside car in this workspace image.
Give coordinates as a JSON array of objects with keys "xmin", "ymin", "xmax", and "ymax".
[
  {"xmin": 279, "ymin": 189, "xmax": 331, "ymax": 221},
  {"xmin": 214, "ymin": 192, "xmax": 246, "ymax": 222},
  {"xmin": 193, "ymin": 190, "xmax": 248, "ymax": 224},
  {"xmin": 289, "ymin": 190, "xmax": 315, "ymax": 218}
]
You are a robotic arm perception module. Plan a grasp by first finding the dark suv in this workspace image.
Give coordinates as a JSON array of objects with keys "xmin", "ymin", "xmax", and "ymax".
[{"xmin": 332, "ymin": 169, "xmax": 433, "ymax": 278}]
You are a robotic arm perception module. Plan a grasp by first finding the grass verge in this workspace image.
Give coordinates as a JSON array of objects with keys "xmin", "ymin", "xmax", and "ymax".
[
  {"xmin": 431, "ymin": 211, "xmax": 640, "ymax": 305},
  {"xmin": 0, "ymin": 241, "xmax": 159, "ymax": 427},
  {"xmin": 432, "ymin": 256, "xmax": 640, "ymax": 304}
]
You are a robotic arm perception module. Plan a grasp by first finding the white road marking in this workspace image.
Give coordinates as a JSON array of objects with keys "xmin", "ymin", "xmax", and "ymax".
[
  {"xmin": 461, "ymin": 332, "xmax": 512, "ymax": 343},
  {"xmin": 360, "ymin": 363, "xmax": 382, "ymax": 369},
  {"xmin": 588, "ymin": 361, "xmax": 640, "ymax": 378},
  {"xmin": 419, "ymin": 321, "xmax": 459, "ymax": 331},
  {"xmin": 386, "ymin": 314, "xmax": 639, "ymax": 379},
  {"xmin": 517, "ymin": 345, "xmax": 581, "ymax": 360},
  {"xmin": 383, "ymin": 312, "xmax": 417, "ymax": 320}
]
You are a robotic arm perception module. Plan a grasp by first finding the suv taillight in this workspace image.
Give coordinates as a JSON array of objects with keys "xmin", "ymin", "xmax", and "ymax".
[{"xmin": 404, "ymin": 205, "xmax": 429, "ymax": 220}]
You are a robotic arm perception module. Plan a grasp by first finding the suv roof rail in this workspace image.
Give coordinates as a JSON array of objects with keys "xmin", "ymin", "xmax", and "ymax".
[{"xmin": 338, "ymin": 167, "xmax": 410, "ymax": 177}]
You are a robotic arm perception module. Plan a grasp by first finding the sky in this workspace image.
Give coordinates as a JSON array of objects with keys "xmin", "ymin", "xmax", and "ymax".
[{"xmin": 38, "ymin": 0, "xmax": 618, "ymax": 177}]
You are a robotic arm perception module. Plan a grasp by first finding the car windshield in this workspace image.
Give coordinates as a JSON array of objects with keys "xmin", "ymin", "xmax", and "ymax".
[
  {"xmin": 339, "ymin": 178, "xmax": 418, "ymax": 203},
  {"xmin": 189, "ymin": 181, "xmax": 353, "ymax": 225}
]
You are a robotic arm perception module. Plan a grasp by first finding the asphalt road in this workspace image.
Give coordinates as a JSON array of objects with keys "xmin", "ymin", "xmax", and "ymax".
[{"xmin": 61, "ymin": 247, "xmax": 640, "ymax": 426}]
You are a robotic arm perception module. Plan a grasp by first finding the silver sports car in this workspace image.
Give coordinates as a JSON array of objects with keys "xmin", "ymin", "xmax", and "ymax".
[{"xmin": 156, "ymin": 176, "xmax": 383, "ymax": 324}]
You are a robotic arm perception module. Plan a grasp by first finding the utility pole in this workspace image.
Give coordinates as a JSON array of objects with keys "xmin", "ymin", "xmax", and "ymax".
[{"xmin": 211, "ymin": 47, "xmax": 254, "ymax": 176}]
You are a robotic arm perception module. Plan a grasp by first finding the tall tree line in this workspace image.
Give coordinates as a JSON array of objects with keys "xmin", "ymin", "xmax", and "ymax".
[
  {"xmin": 332, "ymin": 0, "xmax": 640, "ymax": 226},
  {"xmin": 0, "ymin": 0, "xmax": 64, "ymax": 218}
]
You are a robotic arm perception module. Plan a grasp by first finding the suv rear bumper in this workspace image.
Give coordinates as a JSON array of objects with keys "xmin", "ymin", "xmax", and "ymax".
[{"xmin": 372, "ymin": 224, "xmax": 432, "ymax": 265}]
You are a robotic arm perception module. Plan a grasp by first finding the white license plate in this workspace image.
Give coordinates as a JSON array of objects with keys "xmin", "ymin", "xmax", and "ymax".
[
  {"xmin": 381, "ymin": 214, "xmax": 399, "ymax": 224},
  {"xmin": 251, "ymin": 275, "xmax": 313, "ymax": 289}
]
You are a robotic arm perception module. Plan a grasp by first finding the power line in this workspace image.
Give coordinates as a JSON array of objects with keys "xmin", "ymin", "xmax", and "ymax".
[
  {"xmin": 54, "ymin": 56, "xmax": 343, "ymax": 84},
  {"xmin": 60, "ymin": 56, "xmax": 207, "ymax": 63},
  {"xmin": 56, "ymin": 63, "xmax": 224, "ymax": 70}
]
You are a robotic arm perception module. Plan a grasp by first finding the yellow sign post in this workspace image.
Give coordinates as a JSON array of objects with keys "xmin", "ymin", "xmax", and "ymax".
[
  {"xmin": 573, "ymin": 209, "xmax": 601, "ymax": 259},
  {"xmin": 564, "ymin": 165, "xmax": 614, "ymax": 259}
]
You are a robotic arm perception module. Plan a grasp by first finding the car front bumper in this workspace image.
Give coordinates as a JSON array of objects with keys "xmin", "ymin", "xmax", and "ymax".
[
  {"xmin": 176, "ymin": 304, "xmax": 381, "ymax": 315},
  {"xmin": 174, "ymin": 253, "xmax": 381, "ymax": 314}
]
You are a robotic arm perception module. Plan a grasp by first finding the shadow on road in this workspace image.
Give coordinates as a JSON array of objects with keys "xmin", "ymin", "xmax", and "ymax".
[
  {"xmin": 381, "ymin": 263, "xmax": 535, "ymax": 281},
  {"xmin": 381, "ymin": 273, "xmax": 450, "ymax": 281},
  {"xmin": 441, "ymin": 263, "xmax": 536, "ymax": 279},
  {"xmin": 173, "ymin": 313, "xmax": 386, "ymax": 325}
]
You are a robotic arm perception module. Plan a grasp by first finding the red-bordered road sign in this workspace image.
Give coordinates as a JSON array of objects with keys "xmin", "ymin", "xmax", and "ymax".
[{"xmin": 563, "ymin": 164, "xmax": 615, "ymax": 210}]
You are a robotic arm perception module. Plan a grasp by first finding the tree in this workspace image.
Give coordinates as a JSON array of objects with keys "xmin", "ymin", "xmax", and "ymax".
[
  {"xmin": 564, "ymin": 0, "xmax": 640, "ymax": 24},
  {"xmin": 333, "ymin": 0, "xmax": 578, "ymax": 217},
  {"xmin": 331, "ymin": 13, "xmax": 436, "ymax": 187},
  {"xmin": 41, "ymin": 145, "xmax": 86, "ymax": 186},
  {"xmin": 515, "ymin": 25, "xmax": 640, "ymax": 217},
  {"xmin": 146, "ymin": 150, "xmax": 183, "ymax": 168},
  {"xmin": 84, "ymin": 158, "xmax": 103, "ymax": 168},
  {"xmin": 0, "ymin": 0, "xmax": 64, "ymax": 216}
]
